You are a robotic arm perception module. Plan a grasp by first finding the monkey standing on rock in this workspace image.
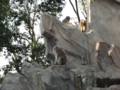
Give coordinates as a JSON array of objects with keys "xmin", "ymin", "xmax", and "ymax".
[
  {"xmin": 62, "ymin": 16, "xmax": 70, "ymax": 23},
  {"xmin": 53, "ymin": 46, "xmax": 67, "ymax": 65},
  {"xmin": 79, "ymin": 19, "xmax": 87, "ymax": 32}
]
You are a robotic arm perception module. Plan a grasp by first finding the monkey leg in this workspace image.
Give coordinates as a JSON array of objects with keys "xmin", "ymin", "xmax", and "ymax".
[
  {"xmin": 54, "ymin": 54, "xmax": 58, "ymax": 65},
  {"xmin": 54, "ymin": 59, "xmax": 58, "ymax": 65},
  {"xmin": 82, "ymin": 26, "xmax": 86, "ymax": 32},
  {"xmin": 57, "ymin": 57, "xmax": 62, "ymax": 65}
]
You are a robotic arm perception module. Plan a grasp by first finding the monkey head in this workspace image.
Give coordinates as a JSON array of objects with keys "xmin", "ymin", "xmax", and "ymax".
[
  {"xmin": 53, "ymin": 46, "xmax": 59, "ymax": 53},
  {"xmin": 66, "ymin": 16, "xmax": 70, "ymax": 21},
  {"xmin": 62, "ymin": 16, "xmax": 70, "ymax": 23}
]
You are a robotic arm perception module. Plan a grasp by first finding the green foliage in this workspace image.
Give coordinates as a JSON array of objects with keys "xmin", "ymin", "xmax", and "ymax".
[
  {"xmin": 78, "ymin": 0, "xmax": 87, "ymax": 9},
  {"xmin": 0, "ymin": 0, "xmax": 13, "ymax": 51},
  {"xmin": 0, "ymin": 75, "xmax": 4, "ymax": 84},
  {"xmin": 0, "ymin": 0, "xmax": 65, "ymax": 75},
  {"xmin": 78, "ymin": 0, "xmax": 87, "ymax": 14},
  {"xmin": 39, "ymin": 0, "xmax": 65, "ymax": 17}
]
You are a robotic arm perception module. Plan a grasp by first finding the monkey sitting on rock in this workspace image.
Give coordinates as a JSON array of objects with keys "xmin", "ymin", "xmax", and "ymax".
[
  {"xmin": 53, "ymin": 46, "xmax": 67, "ymax": 65},
  {"xmin": 78, "ymin": 19, "xmax": 87, "ymax": 32},
  {"xmin": 62, "ymin": 16, "xmax": 70, "ymax": 23}
]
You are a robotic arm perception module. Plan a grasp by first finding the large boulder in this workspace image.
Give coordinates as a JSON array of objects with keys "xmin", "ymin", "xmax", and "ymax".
[{"xmin": 1, "ymin": 62, "xmax": 85, "ymax": 90}]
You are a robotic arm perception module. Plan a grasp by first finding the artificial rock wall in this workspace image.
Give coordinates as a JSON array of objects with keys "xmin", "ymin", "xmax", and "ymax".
[{"xmin": 87, "ymin": 0, "xmax": 120, "ymax": 89}]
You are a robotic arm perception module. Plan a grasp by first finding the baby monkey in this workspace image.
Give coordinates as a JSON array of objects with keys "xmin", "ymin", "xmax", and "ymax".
[
  {"xmin": 62, "ymin": 16, "xmax": 70, "ymax": 23},
  {"xmin": 53, "ymin": 46, "xmax": 67, "ymax": 65}
]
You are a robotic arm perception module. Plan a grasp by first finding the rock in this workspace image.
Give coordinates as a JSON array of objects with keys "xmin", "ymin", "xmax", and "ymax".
[
  {"xmin": 0, "ymin": 85, "xmax": 1, "ymax": 90},
  {"xmin": 1, "ymin": 73, "xmax": 29, "ymax": 90},
  {"xmin": 40, "ymin": 13, "xmax": 89, "ymax": 66},
  {"xmin": 1, "ymin": 62, "xmax": 83, "ymax": 90},
  {"xmin": 95, "ymin": 42, "xmax": 120, "ymax": 79},
  {"xmin": 1, "ymin": 13, "xmax": 95, "ymax": 90},
  {"xmin": 115, "ymin": 0, "xmax": 120, "ymax": 3},
  {"xmin": 108, "ymin": 45, "xmax": 120, "ymax": 69},
  {"xmin": 89, "ymin": 0, "xmax": 120, "ymax": 47},
  {"xmin": 87, "ymin": 85, "xmax": 120, "ymax": 90}
]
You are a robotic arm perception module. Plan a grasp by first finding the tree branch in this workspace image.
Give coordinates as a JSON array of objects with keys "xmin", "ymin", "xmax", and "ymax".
[
  {"xmin": 75, "ymin": 0, "xmax": 80, "ymax": 22},
  {"xmin": 80, "ymin": 0, "xmax": 87, "ymax": 15},
  {"xmin": 81, "ymin": 11, "xmax": 87, "ymax": 20},
  {"xmin": 21, "ymin": 37, "xmax": 30, "ymax": 44},
  {"xmin": 69, "ymin": 0, "xmax": 80, "ymax": 22},
  {"xmin": 31, "ymin": 3, "xmax": 37, "ymax": 41},
  {"xmin": 19, "ymin": 34, "xmax": 31, "ymax": 44},
  {"xmin": 69, "ymin": 0, "xmax": 77, "ymax": 14}
]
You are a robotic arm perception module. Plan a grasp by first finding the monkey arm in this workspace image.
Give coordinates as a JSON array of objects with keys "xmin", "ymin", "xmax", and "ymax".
[
  {"xmin": 54, "ymin": 53, "xmax": 58, "ymax": 64},
  {"xmin": 57, "ymin": 57, "xmax": 62, "ymax": 65}
]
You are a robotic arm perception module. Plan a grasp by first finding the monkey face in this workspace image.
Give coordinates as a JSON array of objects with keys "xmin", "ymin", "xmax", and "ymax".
[
  {"xmin": 66, "ymin": 16, "xmax": 70, "ymax": 21},
  {"xmin": 53, "ymin": 46, "xmax": 58, "ymax": 53},
  {"xmin": 62, "ymin": 16, "xmax": 70, "ymax": 23}
]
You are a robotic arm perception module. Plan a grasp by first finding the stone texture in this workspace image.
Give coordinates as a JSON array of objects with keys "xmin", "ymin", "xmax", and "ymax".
[
  {"xmin": 108, "ymin": 45, "xmax": 120, "ymax": 69},
  {"xmin": 1, "ymin": 61, "xmax": 89, "ymax": 90},
  {"xmin": 86, "ymin": 0, "xmax": 120, "ymax": 89},
  {"xmin": 1, "ymin": 14, "xmax": 95, "ymax": 90},
  {"xmin": 95, "ymin": 42, "xmax": 120, "ymax": 79},
  {"xmin": 87, "ymin": 85, "xmax": 120, "ymax": 90},
  {"xmin": 90, "ymin": 0, "xmax": 120, "ymax": 47},
  {"xmin": 115, "ymin": 0, "xmax": 120, "ymax": 3},
  {"xmin": 40, "ymin": 13, "xmax": 106, "ymax": 66},
  {"xmin": 40, "ymin": 14, "xmax": 89, "ymax": 66}
]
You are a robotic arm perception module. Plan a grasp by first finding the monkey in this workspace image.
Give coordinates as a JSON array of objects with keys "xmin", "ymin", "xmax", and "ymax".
[
  {"xmin": 53, "ymin": 46, "xmax": 67, "ymax": 65},
  {"xmin": 62, "ymin": 16, "xmax": 70, "ymax": 23},
  {"xmin": 78, "ymin": 19, "xmax": 87, "ymax": 32}
]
